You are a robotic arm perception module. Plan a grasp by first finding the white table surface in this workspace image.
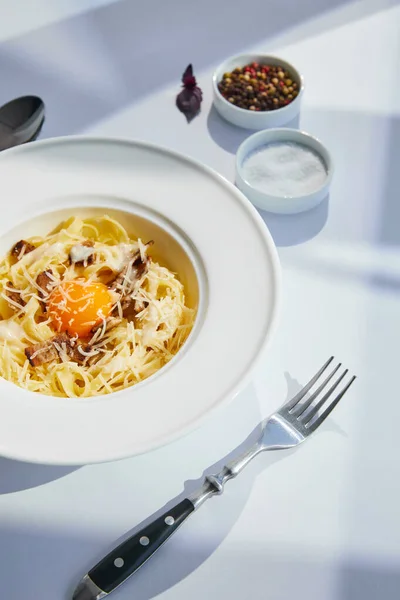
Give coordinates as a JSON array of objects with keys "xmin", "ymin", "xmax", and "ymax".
[{"xmin": 0, "ymin": 1, "xmax": 399, "ymax": 598}]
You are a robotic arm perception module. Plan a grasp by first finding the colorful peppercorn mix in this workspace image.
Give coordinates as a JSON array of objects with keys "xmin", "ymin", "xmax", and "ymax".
[{"xmin": 217, "ymin": 62, "xmax": 299, "ymax": 111}]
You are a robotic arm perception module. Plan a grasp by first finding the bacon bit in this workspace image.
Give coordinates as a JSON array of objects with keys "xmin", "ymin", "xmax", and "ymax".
[
  {"xmin": 4, "ymin": 281, "xmax": 25, "ymax": 310},
  {"xmin": 25, "ymin": 332, "xmax": 92, "ymax": 367},
  {"xmin": 25, "ymin": 336, "xmax": 61, "ymax": 366},
  {"xmin": 134, "ymin": 298, "xmax": 149, "ymax": 313},
  {"xmin": 108, "ymin": 250, "xmax": 145, "ymax": 293},
  {"xmin": 11, "ymin": 240, "xmax": 35, "ymax": 260},
  {"xmin": 119, "ymin": 302, "xmax": 136, "ymax": 321},
  {"xmin": 36, "ymin": 271, "xmax": 54, "ymax": 299},
  {"xmin": 69, "ymin": 240, "xmax": 95, "ymax": 266},
  {"xmin": 77, "ymin": 345, "xmax": 99, "ymax": 358},
  {"xmin": 35, "ymin": 271, "xmax": 55, "ymax": 313},
  {"xmin": 91, "ymin": 316, "xmax": 122, "ymax": 337},
  {"xmin": 121, "ymin": 296, "xmax": 149, "ymax": 321},
  {"xmin": 108, "ymin": 242, "xmax": 152, "ymax": 316},
  {"xmin": 66, "ymin": 336, "xmax": 93, "ymax": 365}
]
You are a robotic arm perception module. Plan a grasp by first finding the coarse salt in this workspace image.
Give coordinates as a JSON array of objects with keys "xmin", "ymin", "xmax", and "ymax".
[{"xmin": 242, "ymin": 142, "xmax": 327, "ymax": 197}]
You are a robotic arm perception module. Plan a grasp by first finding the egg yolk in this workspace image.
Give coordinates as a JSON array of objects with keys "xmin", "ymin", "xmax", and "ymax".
[{"xmin": 48, "ymin": 280, "xmax": 112, "ymax": 338}]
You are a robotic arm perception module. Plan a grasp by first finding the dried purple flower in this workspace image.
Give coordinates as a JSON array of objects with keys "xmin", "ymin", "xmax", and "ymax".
[{"xmin": 176, "ymin": 64, "xmax": 203, "ymax": 123}]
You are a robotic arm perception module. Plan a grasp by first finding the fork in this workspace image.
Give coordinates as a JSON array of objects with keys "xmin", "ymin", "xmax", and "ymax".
[{"xmin": 73, "ymin": 357, "xmax": 356, "ymax": 600}]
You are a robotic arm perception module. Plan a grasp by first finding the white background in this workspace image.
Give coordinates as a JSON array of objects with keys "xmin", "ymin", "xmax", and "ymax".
[{"xmin": 0, "ymin": 0, "xmax": 399, "ymax": 598}]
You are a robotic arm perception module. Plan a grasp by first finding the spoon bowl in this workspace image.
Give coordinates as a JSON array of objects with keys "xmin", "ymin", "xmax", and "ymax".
[{"xmin": 0, "ymin": 95, "xmax": 45, "ymax": 151}]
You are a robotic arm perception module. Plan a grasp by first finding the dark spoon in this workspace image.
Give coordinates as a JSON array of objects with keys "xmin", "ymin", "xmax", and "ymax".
[{"xmin": 0, "ymin": 95, "xmax": 45, "ymax": 151}]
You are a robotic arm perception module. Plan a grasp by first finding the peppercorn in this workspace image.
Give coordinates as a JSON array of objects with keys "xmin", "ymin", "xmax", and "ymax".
[{"xmin": 217, "ymin": 62, "xmax": 299, "ymax": 112}]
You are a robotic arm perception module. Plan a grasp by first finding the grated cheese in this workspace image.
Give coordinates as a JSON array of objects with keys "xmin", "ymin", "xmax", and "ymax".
[{"xmin": 1, "ymin": 292, "xmax": 24, "ymax": 311}]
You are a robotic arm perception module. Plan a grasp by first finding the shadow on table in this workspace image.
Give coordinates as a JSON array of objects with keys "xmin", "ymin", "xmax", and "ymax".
[
  {"xmin": 372, "ymin": 112, "xmax": 400, "ymax": 249},
  {"xmin": 296, "ymin": 107, "xmax": 400, "ymax": 250},
  {"xmin": 338, "ymin": 561, "xmax": 400, "ymax": 600},
  {"xmin": 258, "ymin": 196, "xmax": 329, "ymax": 247},
  {"xmin": 2, "ymin": 522, "xmax": 398, "ymax": 600},
  {"xmin": 0, "ymin": 458, "xmax": 79, "ymax": 494},
  {"xmin": 279, "ymin": 248, "xmax": 400, "ymax": 294},
  {"xmin": 207, "ymin": 104, "xmax": 300, "ymax": 155},
  {"xmin": 0, "ymin": 0, "xmax": 386, "ymax": 138}
]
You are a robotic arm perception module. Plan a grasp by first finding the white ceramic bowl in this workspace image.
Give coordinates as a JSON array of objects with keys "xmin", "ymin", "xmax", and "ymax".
[
  {"xmin": 236, "ymin": 128, "xmax": 334, "ymax": 214},
  {"xmin": 213, "ymin": 54, "xmax": 304, "ymax": 130},
  {"xmin": 0, "ymin": 136, "xmax": 281, "ymax": 464}
]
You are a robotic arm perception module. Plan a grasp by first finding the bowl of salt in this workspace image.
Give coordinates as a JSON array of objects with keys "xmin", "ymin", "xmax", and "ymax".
[{"xmin": 235, "ymin": 128, "xmax": 333, "ymax": 214}]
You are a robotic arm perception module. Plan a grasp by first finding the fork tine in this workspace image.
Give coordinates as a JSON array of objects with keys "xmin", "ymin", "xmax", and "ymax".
[
  {"xmin": 284, "ymin": 356, "xmax": 334, "ymax": 411},
  {"xmin": 301, "ymin": 369, "xmax": 348, "ymax": 425},
  {"xmin": 291, "ymin": 363, "xmax": 342, "ymax": 418},
  {"xmin": 305, "ymin": 375, "xmax": 356, "ymax": 431}
]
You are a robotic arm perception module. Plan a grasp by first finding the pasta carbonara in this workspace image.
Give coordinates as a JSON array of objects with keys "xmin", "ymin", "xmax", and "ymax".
[{"xmin": 0, "ymin": 215, "xmax": 195, "ymax": 397}]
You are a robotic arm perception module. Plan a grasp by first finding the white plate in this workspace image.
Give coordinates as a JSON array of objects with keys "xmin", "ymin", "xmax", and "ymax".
[{"xmin": 0, "ymin": 137, "xmax": 280, "ymax": 465}]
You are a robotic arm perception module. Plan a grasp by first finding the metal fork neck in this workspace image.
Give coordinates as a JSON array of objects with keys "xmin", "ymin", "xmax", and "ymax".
[{"xmin": 189, "ymin": 442, "xmax": 263, "ymax": 509}]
